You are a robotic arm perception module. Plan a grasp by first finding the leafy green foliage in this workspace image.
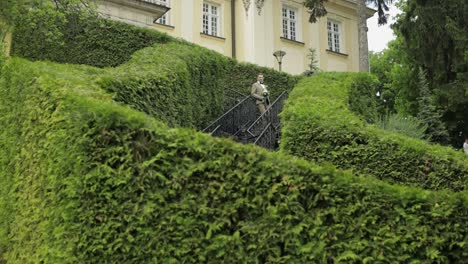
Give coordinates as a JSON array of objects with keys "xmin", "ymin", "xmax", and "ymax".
[
  {"xmin": 281, "ymin": 73, "xmax": 468, "ymax": 191},
  {"xmin": 392, "ymin": 0, "xmax": 468, "ymax": 146},
  {"xmin": 376, "ymin": 114, "xmax": 427, "ymax": 140},
  {"xmin": 11, "ymin": 11, "xmax": 173, "ymax": 67},
  {"xmin": 224, "ymin": 61, "xmax": 300, "ymax": 101},
  {"xmin": 1, "ymin": 58, "xmax": 467, "ymax": 263},
  {"xmin": 417, "ymin": 68, "xmax": 450, "ymax": 143},
  {"xmin": 303, "ymin": 48, "xmax": 320, "ymax": 77},
  {"xmin": 9, "ymin": 8, "xmax": 298, "ymax": 129},
  {"xmin": 347, "ymin": 74, "xmax": 380, "ymax": 123},
  {"xmin": 99, "ymin": 43, "xmax": 229, "ymax": 129}
]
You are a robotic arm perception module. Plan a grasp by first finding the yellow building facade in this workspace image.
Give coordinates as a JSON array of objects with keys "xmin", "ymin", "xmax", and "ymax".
[{"xmin": 100, "ymin": 0, "xmax": 376, "ymax": 74}]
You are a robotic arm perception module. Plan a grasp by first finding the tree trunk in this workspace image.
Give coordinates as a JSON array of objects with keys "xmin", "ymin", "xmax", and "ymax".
[{"xmin": 357, "ymin": 0, "xmax": 369, "ymax": 72}]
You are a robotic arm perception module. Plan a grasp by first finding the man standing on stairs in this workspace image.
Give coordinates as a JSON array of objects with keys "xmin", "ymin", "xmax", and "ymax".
[{"xmin": 251, "ymin": 73, "xmax": 270, "ymax": 115}]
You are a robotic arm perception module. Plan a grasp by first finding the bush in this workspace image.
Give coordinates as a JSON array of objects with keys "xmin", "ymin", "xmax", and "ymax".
[
  {"xmin": 377, "ymin": 114, "xmax": 428, "ymax": 140},
  {"xmin": 11, "ymin": 12, "xmax": 299, "ymax": 128},
  {"xmin": 347, "ymin": 74, "xmax": 379, "ymax": 123},
  {"xmin": 99, "ymin": 43, "xmax": 229, "ymax": 128},
  {"xmin": 225, "ymin": 61, "xmax": 300, "ymax": 101},
  {"xmin": 281, "ymin": 73, "xmax": 468, "ymax": 191},
  {"xmin": 11, "ymin": 12, "xmax": 173, "ymax": 67},
  {"xmin": 1, "ymin": 58, "xmax": 467, "ymax": 263},
  {"xmin": 95, "ymin": 42, "xmax": 298, "ymax": 129}
]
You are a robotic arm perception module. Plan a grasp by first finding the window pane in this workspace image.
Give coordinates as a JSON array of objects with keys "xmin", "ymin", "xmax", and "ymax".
[
  {"xmin": 283, "ymin": 19, "xmax": 288, "ymax": 38},
  {"xmin": 290, "ymin": 21, "xmax": 296, "ymax": 40},
  {"xmin": 334, "ymin": 34, "xmax": 340, "ymax": 52},
  {"xmin": 157, "ymin": 15, "xmax": 166, "ymax": 24},
  {"xmin": 203, "ymin": 14, "xmax": 209, "ymax": 34},
  {"xmin": 212, "ymin": 16, "xmax": 217, "ymax": 36},
  {"xmin": 289, "ymin": 10, "xmax": 295, "ymax": 20}
]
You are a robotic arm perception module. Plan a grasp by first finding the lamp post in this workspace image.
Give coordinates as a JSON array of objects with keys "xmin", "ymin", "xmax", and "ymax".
[{"xmin": 273, "ymin": 50, "xmax": 286, "ymax": 72}]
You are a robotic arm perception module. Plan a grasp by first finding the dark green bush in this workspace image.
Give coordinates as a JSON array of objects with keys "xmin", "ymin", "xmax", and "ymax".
[
  {"xmin": 11, "ymin": 11, "xmax": 299, "ymax": 128},
  {"xmin": 347, "ymin": 74, "xmax": 379, "ymax": 123},
  {"xmin": 11, "ymin": 12, "xmax": 173, "ymax": 67},
  {"xmin": 99, "ymin": 43, "xmax": 229, "ymax": 129},
  {"xmin": 97, "ymin": 43, "xmax": 298, "ymax": 129},
  {"xmin": 224, "ymin": 61, "xmax": 301, "ymax": 100},
  {"xmin": 281, "ymin": 73, "xmax": 468, "ymax": 191},
  {"xmin": 1, "ymin": 58, "xmax": 467, "ymax": 263}
]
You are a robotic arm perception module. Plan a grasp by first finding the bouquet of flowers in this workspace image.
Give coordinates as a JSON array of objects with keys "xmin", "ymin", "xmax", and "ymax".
[{"xmin": 262, "ymin": 89, "xmax": 270, "ymax": 104}]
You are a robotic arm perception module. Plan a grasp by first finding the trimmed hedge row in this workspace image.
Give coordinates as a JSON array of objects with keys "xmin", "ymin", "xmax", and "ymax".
[
  {"xmin": 11, "ymin": 12, "xmax": 173, "ymax": 67},
  {"xmin": 99, "ymin": 43, "xmax": 229, "ymax": 128},
  {"xmin": 281, "ymin": 73, "xmax": 468, "ymax": 191},
  {"xmin": 11, "ymin": 12, "xmax": 299, "ymax": 128},
  {"xmin": 98, "ymin": 43, "xmax": 299, "ymax": 129},
  {"xmin": 1, "ymin": 58, "xmax": 467, "ymax": 263}
]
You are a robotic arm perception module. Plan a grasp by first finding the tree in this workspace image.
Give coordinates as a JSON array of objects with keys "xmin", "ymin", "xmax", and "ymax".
[
  {"xmin": 304, "ymin": 0, "xmax": 394, "ymax": 72},
  {"xmin": 416, "ymin": 68, "xmax": 449, "ymax": 143},
  {"xmin": 369, "ymin": 39, "xmax": 419, "ymax": 116},
  {"xmin": 393, "ymin": 0, "xmax": 468, "ymax": 146},
  {"xmin": 303, "ymin": 48, "xmax": 320, "ymax": 76}
]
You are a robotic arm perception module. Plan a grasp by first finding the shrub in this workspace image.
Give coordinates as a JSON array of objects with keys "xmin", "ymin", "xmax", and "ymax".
[
  {"xmin": 1, "ymin": 58, "xmax": 467, "ymax": 263},
  {"xmin": 224, "ymin": 61, "xmax": 300, "ymax": 101},
  {"xmin": 11, "ymin": 12, "xmax": 173, "ymax": 67},
  {"xmin": 347, "ymin": 74, "xmax": 380, "ymax": 123},
  {"xmin": 11, "ymin": 12, "xmax": 299, "ymax": 128},
  {"xmin": 99, "ymin": 43, "xmax": 229, "ymax": 129},
  {"xmin": 281, "ymin": 73, "xmax": 468, "ymax": 191},
  {"xmin": 377, "ymin": 114, "xmax": 428, "ymax": 140}
]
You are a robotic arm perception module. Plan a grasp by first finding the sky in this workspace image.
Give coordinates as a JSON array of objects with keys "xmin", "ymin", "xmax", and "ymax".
[{"xmin": 367, "ymin": 4, "xmax": 401, "ymax": 52}]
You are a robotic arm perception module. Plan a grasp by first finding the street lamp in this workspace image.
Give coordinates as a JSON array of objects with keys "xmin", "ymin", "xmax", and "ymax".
[{"xmin": 273, "ymin": 50, "xmax": 286, "ymax": 72}]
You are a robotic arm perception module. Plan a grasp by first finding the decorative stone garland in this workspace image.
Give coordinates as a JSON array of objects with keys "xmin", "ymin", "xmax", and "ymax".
[{"xmin": 242, "ymin": 0, "xmax": 265, "ymax": 15}]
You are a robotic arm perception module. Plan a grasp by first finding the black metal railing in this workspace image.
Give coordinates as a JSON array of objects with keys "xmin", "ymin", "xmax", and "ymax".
[
  {"xmin": 224, "ymin": 89, "xmax": 248, "ymax": 110},
  {"xmin": 253, "ymin": 122, "xmax": 276, "ymax": 149},
  {"xmin": 203, "ymin": 95, "xmax": 257, "ymax": 137},
  {"xmin": 246, "ymin": 91, "xmax": 288, "ymax": 137},
  {"xmin": 203, "ymin": 90, "xmax": 288, "ymax": 150}
]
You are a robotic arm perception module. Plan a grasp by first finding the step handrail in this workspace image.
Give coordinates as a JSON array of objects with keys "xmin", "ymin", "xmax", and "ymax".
[{"xmin": 246, "ymin": 91, "xmax": 288, "ymax": 137}]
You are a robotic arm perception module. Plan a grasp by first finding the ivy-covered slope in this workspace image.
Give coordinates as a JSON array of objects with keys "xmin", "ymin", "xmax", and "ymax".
[
  {"xmin": 281, "ymin": 73, "xmax": 468, "ymax": 191},
  {"xmin": 1, "ymin": 57, "xmax": 467, "ymax": 263}
]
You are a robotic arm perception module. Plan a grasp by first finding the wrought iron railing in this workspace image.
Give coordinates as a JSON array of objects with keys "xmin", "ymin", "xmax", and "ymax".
[
  {"xmin": 203, "ymin": 95, "xmax": 257, "ymax": 137},
  {"xmin": 253, "ymin": 122, "xmax": 276, "ymax": 150},
  {"xmin": 224, "ymin": 89, "xmax": 248, "ymax": 110},
  {"xmin": 203, "ymin": 90, "xmax": 288, "ymax": 150},
  {"xmin": 246, "ymin": 91, "xmax": 288, "ymax": 137}
]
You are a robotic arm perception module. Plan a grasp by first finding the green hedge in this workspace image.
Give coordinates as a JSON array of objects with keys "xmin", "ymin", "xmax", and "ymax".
[
  {"xmin": 11, "ymin": 11, "xmax": 299, "ymax": 128},
  {"xmin": 98, "ymin": 43, "xmax": 299, "ymax": 129},
  {"xmin": 11, "ymin": 12, "xmax": 173, "ymax": 67},
  {"xmin": 99, "ymin": 43, "xmax": 229, "ymax": 128},
  {"xmin": 1, "ymin": 57, "xmax": 467, "ymax": 264},
  {"xmin": 281, "ymin": 73, "xmax": 468, "ymax": 191},
  {"xmin": 224, "ymin": 61, "xmax": 300, "ymax": 100}
]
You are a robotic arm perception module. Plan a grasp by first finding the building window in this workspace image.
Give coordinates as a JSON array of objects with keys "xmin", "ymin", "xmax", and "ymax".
[
  {"xmin": 155, "ymin": 0, "xmax": 170, "ymax": 25},
  {"xmin": 203, "ymin": 2, "xmax": 221, "ymax": 37},
  {"xmin": 327, "ymin": 20, "xmax": 341, "ymax": 53},
  {"xmin": 282, "ymin": 6, "xmax": 297, "ymax": 41}
]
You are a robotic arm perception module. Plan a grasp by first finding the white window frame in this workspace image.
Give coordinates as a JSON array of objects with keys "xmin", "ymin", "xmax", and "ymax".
[
  {"xmin": 154, "ymin": 0, "xmax": 170, "ymax": 25},
  {"xmin": 282, "ymin": 5, "xmax": 298, "ymax": 41},
  {"xmin": 202, "ymin": 2, "xmax": 222, "ymax": 37},
  {"xmin": 327, "ymin": 20, "xmax": 341, "ymax": 53}
]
